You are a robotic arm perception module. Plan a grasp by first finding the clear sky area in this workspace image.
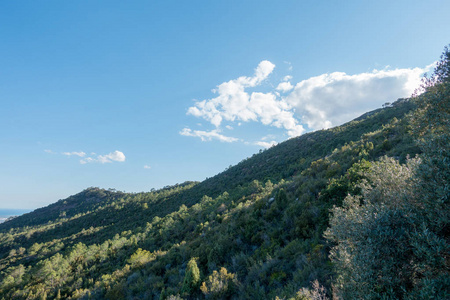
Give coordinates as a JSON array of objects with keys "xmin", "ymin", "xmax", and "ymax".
[{"xmin": 1, "ymin": 1, "xmax": 449, "ymax": 209}]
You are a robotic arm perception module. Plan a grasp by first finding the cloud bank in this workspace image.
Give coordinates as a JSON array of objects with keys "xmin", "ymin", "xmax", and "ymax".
[
  {"xmin": 183, "ymin": 60, "xmax": 428, "ymax": 143},
  {"xmin": 285, "ymin": 67, "xmax": 426, "ymax": 130}
]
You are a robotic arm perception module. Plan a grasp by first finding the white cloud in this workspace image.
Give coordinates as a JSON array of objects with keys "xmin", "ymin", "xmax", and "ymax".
[
  {"xmin": 247, "ymin": 92, "xmax": 305, "ymax": 136},
  {"xmin": 180, "ymin": 128, "xmax": 238, "ymax": 143},
  {"xmin": 187, "ymin": 60, "xmax": 275, "ymax": 127},
  {"xmin": 276, "ymin": 81, "xmax": 294, "ymax": 92},
  {"xmin": 79, "ymin": 150, "xmax": 126, "ymax": 164},
  {"xmin": 46, "ymin": 148, "xmax": 126, "ymax": 164},
  {"xmin": 285, "ymin": 67, "xmax": 426, "ymax": 130},
  {"xmin": 80, "ymin": 157, "xmax": 95, "ymax": 165},
  {"xmin": 97, "ymin": 151, "xmax": 126, "ymax": 163},
  {"xmin": 186, "ymin": 60, "xmax": 304, "ymax": 138},
  {"xmin": 184, "ymin": 60, "xmax": 428, "ymax": 142},
  {"xmin": 255, "ymin": 140, "xmax": 278, "ymax": 148},
  {"xmin": 62, "ymin": 151, "xmax": 86, "ymax": 157},
  {"xmin": 144, "ymin": 165, "xmax": 151, "ymax": 169}
]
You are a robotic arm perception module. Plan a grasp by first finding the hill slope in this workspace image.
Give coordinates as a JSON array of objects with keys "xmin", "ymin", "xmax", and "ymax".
[{"xmin": 0, "ymin": 98, "xmax": 423, "ymax": 299}]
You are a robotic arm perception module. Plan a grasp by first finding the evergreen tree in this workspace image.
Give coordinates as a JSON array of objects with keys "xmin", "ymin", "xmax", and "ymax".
[
  {"xmin": 159, "ymin": 287, "xmax": 167, "ymax": 300},
  {"xmin": 181, "ymin": 258, "xmax": 201, "ymax": 295}
]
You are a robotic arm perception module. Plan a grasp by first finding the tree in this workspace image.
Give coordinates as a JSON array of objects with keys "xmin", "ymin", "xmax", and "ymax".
[
  {"xmin": 416, "ymin": 44, "xmax": 450, "ymax": 93},
  {"xmin": 181, "ymin": 257, "xmax": 201, "ymax": 295},
  {"xmin": 35, "ymin": 253, "xmax": 70, "ymax": 289},
  {"xmin": 413, "ymin": 51, "xmax": 450, "ymax": 207},
  {"xmin": 325, "ymin": 44, "xmax": 450, "ymax": 299},
  {"xmin": 433, "ymin": 44, "xmax": 450, "ymax": 84},
  {"xmin": 275, "ymin": 188, "xmax": 288, "ymax": 211},
  {"xmin": 408, "ymin": 44, "xmax": 450, "ymax": 298},
  {"xmin": 200, "ymin": 267, "xmax": 239, "ymax": 299},
  {"xmin": 325, "ymin": 157, "xmax": 421, "ymax": 299},
  {"xmin": 128, "ymin": 248, "xmax": 154, "ymax": 268}
]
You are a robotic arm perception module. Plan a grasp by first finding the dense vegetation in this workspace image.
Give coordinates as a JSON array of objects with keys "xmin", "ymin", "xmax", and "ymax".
[{"xmin": 0, "ymin": 47, "xmax": 448, "ymax": 299}]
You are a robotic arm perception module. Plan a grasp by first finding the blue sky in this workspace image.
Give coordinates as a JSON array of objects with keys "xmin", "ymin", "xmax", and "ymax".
[{"xmin": 1, "ymin": 1, "xmax": 449, "ymax": 209}]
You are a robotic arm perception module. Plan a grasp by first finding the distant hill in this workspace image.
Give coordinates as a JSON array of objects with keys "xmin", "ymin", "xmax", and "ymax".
[{"xmin": 0, "ymin": 209, "xmax": 31, "ymax": 224}]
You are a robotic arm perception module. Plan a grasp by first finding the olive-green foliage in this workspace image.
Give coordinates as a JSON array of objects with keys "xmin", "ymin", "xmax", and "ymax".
[
  {"xmin": 182, "ymin": 258, "xmax": 201, "ymax": 295},
  {"xmin": 325, "ymin": 157, "xmax": 421, "ymax": 299},
  {"xmin": 200, "ymin": 267, "xmax": 239, "ymax": 299},
  {"xmin": 325, "ymin": 46, "xmax": 450, "ymax": 299},
  {"xmin": 326, "ymin": 155, "xmax": 449, "ymax": 299},
  {"xmin": 409, "ymin": 55, "xmax": 450, "ymax": 298},
  {"xmin": 128, "ymin": 248, "xmax": 154, "ymax": 268}
]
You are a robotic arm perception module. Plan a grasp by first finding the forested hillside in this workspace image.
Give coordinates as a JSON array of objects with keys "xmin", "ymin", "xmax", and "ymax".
[{"xmin": 0, "ymin": 48, "xmax": 448, "ymax": 299}]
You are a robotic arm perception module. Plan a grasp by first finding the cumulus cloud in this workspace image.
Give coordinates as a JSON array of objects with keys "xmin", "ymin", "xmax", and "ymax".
[
  {"xmin": 187, "ymin": 60, "xmax": 275, "ymax": 126},
  {"xmin": 79, "ymin": 151, "xmax": 126, "ymax": 164},
  {"xmin": 62, "ymin": 151, "xmax": 86, "ymax": 157},
  {"xmin": 277, "ymin": 75, "xmax": 294, "ymax": 92},
  {"xmin": 180, "ymin": 128, "xmax": 238, "ymax": 142},
  {"xmin": 248, "ymin": 92, "xmax": 305, "ymax": 136},
  {"xmin": 186, "ymin": 60, "xmax": 304, "ymax": 137},
  {"xmin": 285, "ymin": 67, "xmax": 426, "ymax": 130},
  {"xmin": 96, "ymin": 151, "xmax": 126, "ymax": 163},
  {"xmin": 276, "ymin": 81, "xmax": 294, "ymax": 92},
  {"xmin": 184, "ymin": 60, "xmax": 428, "ymax": 142}
]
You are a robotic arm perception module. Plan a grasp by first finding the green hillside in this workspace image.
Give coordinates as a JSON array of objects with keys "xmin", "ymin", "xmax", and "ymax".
[{"xmin": 0, "ymin": 48, "xmax": 448, "ymax": 299}]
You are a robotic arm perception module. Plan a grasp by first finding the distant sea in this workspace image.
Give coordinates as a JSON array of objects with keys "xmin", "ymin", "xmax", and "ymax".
[{"xmin": 0, "ymin": 209, "xmax": 32, "ymax": 223}]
